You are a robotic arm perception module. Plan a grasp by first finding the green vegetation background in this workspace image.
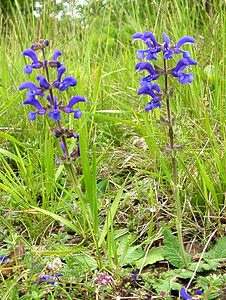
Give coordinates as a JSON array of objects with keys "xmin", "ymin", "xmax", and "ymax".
[{"xmin": 0, "ymin": 0, "xmax": 225, "ymax": 299}]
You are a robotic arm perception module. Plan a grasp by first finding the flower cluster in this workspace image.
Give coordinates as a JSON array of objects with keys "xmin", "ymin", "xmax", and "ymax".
[
  {"xmin": 19, "ymin": 40, "xmax": 85, "ymax": 121},
  {"xmin": 95, "ymin": 272, "xmax": 112, "ymax": 286},
  {"xmin": 133, "ymin": 32, "xmax": 197, "ymax": 111}
]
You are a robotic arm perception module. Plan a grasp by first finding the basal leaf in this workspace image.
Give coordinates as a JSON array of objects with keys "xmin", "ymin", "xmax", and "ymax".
[
  {"xmin": 163, "ymin": 228, "xmax": 190, "ymax": 268},
  {"xmin": 205, "ymin": 237, "xmax": 226, "ymax": 260},
  {"xmin": 119, "ymin": 246, "xmax": 144, "ymax": 266},
  {"xmin": 135, "ymin": 247, "xmax": 164, "ymax": 269}
]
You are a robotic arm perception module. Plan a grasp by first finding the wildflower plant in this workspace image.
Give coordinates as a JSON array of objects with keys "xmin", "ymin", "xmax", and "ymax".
[
  {"xmin": 19, "ymin": 39, "xmax": 84, "ymax": 185},
  {"xmin": 133, "ymin": 32, "xmax": 197, "ymax": 267},
  {"xmin": 18, "ymin": 40, "xmax": 103, "ymax": 269}
]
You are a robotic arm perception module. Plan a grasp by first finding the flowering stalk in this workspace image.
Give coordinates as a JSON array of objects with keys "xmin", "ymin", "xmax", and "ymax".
[
  {"xmin": 163, "ymin": 58, "xmax": 187, "ymax": 267},
  {"xmin": 133, "ymin": 32, "xmax": 197, "ymax": 268},
  {"xmin": 19, "ymin": 39, "xmax": 85, "ymax": 200},
  {"xmin": 41, "ymin": 45, "xmax": 82, "ymax": 194},
  {"xmin": 19, "ymin": 40, "xmax": 104, "ymax": 268}
]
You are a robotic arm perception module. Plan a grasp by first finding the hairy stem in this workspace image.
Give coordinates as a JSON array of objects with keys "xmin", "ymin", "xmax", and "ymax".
[{"xmin": 163, "ymin": 59, "xmax": 188, "ymax": 268}]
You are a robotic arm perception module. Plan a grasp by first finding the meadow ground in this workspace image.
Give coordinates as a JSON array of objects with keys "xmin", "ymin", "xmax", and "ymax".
[{"xmin": 0, "ymin": 0, "xmax": 225, "ymax": 299}]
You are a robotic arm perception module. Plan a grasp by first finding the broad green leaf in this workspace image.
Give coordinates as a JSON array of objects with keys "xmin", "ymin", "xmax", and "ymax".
[
  {"xmin": 205, "ymin": 237, "xmax": 226, "ymax": 260},
  {"xmin": 73, "ymin": 254, "xmax": 97, "ymax": 270},
  {"xmin": 135, "ymin": 247, "xmax": 164, "ymax": 269},
  {"xmin": 119, "ymin": 246, "xmax": 144, "ymax": 266},
  {"xmin": 163, "ymin": 228, "xmax": 190, "ymax": 268}
]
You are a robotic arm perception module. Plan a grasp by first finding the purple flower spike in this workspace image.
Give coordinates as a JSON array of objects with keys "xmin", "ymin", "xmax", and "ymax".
[
  {"xmin": 19, "ymin": 45, "xmax": 85, "ymax": 122},
  {"xmin": 180, "ymin": 288, "xmax": 193, "ymax": 300}
]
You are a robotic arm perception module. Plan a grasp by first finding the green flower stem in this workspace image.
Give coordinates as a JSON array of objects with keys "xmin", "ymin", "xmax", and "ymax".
[
  {"xmin": 41, "ymin": 48, "xmax": 102, "ymax": 269},
  {"xmin": 163, "ymin": 58, "xmax": 188, "ymax": 268},
  {"xmin": 41, "ymin": 48, "xmax": 84, "ymax": 199}
]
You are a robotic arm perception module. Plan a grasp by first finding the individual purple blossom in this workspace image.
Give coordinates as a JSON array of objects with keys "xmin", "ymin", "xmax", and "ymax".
[
  {"xmin": 145, "ymin": 98, "xmax": 162, "ymax": 111},
  {"xmin": 21, "ymin": 49, "xmax": 43, "ymax": 74},
  {"xmin": 135, "ymin": 62, "xmax": 161, "ymax": 81},
  {"xmin": 48, "ymin": 95, "xmax": 85, "ymax": 121},
  {"xmin": 95, "ymin": 273, "xmax": 112, "ymax": 286},
  {"xmin": 162, "ymin": 33, "xmax": 195, "ymax": 59},
  {"xmin": 36, "ymin": 74, "xmax": 50, "ymax": 90},
  {"xmin": 52, "ymin": 65, "xmax": 77, "ymax": 91},
  {"xmin": 51, "ymin": 50, "xmax": 62, "ymax": 67},
  {"xmin": 18, "ymin": 81, "xmax": 44, "ymax": 97},
  {"xmin": 132, "ymin": 31, "xmax": 161, "ymax": 60},
  {"xmin": 172, "ymin": 58, "xmax": 197, "ymax": 84},
  {"xmin": 23, "ymin": 95, "xmax": 46, "ymax": 120},
  {"xmin": 136, "ymin": 66, "xmax": 162, "ymax": 111}
]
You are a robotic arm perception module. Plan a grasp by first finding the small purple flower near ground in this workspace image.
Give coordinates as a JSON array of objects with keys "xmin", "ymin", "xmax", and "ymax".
[
  {"xmin": 180, "ymin": 287, "xmax": 203, "ymax": 299},
  {"xmin": 95, "ymin": 273, "xmax": 112, "ymax": 286},
  {"xmin": 0, "ymin": 255, "xmax": 8, "ymax": 263},
  {"xmin": 180, "ymin": 288, "xmax": 193, "ymax": 299},
  {"xmin": 37, "ymin": 273, "xmax": 63, "ymax": 285}
]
